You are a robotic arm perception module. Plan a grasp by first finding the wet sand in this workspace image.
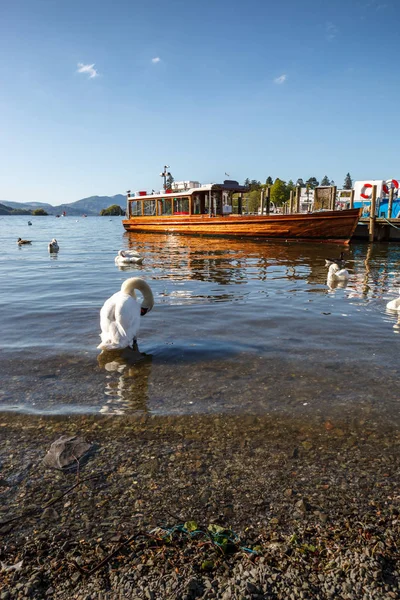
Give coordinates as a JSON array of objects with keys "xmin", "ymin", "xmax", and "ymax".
[{"xmin": 1, "ymin": 412, "xmax": 399, "ymax": 599}]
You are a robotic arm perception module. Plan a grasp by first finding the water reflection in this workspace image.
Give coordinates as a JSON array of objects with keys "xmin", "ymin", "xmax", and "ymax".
[{"xmin": 97, "ymin": 346, "xmax": 152, "ymax": 415}]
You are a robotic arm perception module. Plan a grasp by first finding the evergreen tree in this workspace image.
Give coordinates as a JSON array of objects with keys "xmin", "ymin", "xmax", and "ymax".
[
  {"xmin": 320, "ymin": 175, "xmax": 330, "ymax": 186},
  {"xmin": 249, "ymin": 179, "xmax": 261, "ymax": 191},
  {"xmin": 265, "ymin": 176, "xmax": 273, "ymax": 186},
  {"xmin": 244, "ymin": 178, "xmax": 251, "ymax": 187},
  {"xmin": 296, "ymin": 178, "xmax": 305, "ymax": 187},
  {"xmin": 305, "ymin": 177, "xmax": 319, "ymax": 189},
  {"xmin": 343, "ymin": 173, "xmax": 353, "ymax": 190}
]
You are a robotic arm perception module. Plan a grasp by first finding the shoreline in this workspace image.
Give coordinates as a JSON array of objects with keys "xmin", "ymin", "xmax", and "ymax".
[{"xmin": 1, "ymin": 413, "xmax": 399, "ymax": 599}]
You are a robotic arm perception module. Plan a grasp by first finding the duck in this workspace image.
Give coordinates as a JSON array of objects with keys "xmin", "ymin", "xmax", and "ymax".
[
  {"xmin": 115, "ymin": 250, "xmax": 144, "ymax": 266},
  {"xmin": 48, "ymin": 239, "xmax": 59, "ymax": 253},
  {"xmin": 327, "ymin": 263, "xmax": 350, "ymax": 281},
  {"xmin": 386, "ymin": 291, "xmax": 400, "ymax": 311},
  {"xmin": 98, "ymin": 277, "xmax": 154, "ymax": 350},
  {"xmin": 28, "ymin": 221, "xmax": 32, "ymax": 226},
  {"xmin": 325, "ymin": 251, "xmax": 345, "ymax": 267},
  {"xmin": 17, "ymin": 238, "xmax": 32, "ymax": 245}
]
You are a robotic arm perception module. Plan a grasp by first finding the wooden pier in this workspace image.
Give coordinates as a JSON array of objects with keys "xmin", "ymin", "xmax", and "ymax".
[{"xmin": 276, "ymin": 184, "xmax": 400, "ymax": 242}]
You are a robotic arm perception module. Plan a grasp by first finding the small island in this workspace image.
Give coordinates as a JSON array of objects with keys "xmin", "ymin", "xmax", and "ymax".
[{"xmin": 100, "ymin": 204, "xmax": 125, "ymax": 216}]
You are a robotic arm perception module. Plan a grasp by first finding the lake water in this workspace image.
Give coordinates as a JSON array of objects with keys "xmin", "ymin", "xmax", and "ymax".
[{"xmin": 0, "ymin": 215, "xmax": 399, "ymax": 423}]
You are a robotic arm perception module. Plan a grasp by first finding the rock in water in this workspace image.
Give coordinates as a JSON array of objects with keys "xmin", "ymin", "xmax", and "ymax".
[{"xmin": 42, "ymin": 435, "xmax": 92, "ymax": 470}]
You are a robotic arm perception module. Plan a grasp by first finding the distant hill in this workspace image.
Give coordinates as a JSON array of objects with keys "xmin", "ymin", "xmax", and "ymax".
[
  {"xmin": 0, "ymin": 203, "xmax": 32, "ymax": 216},
  {"xmin": 0, "ymin": 194, "xmax": 126, "ymax": 216}
]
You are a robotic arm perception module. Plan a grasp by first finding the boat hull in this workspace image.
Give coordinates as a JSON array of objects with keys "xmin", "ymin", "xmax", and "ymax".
[{"xmin": 122, "ymin": 209, "xmax": 361, "ymax": 243}]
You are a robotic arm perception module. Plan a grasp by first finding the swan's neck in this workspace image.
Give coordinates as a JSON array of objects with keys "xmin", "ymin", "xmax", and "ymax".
[{"xmin": 121, "ymin": 278, "xmax": 154, "ymax": 312}]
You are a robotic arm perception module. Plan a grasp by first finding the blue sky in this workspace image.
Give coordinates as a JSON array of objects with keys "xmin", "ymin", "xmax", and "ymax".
[{"xmin": 1, "ymin": 0, "xmax": 399, "ymax": 203}]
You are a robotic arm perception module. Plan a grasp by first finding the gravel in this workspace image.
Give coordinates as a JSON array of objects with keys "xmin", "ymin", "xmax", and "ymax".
[{"xmin": 0, "ymin": 412, "xmax": 399, "ymax": 599}]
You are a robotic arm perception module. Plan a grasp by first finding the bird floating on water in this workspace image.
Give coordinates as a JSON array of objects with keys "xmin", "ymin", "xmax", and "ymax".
[
  {"xmin": 28, "ymin": 221, "xmax": 32, "ymax": 226},
  {"xmin": 327, "ymin": 263, "xmax": 350, "ymax": 281},
  {"xmin": 115, "ymin": 250, "xmax": 144, "ymax": 266},
  {"xmin": 98, "ymin": 277, "xmax": 154, "ymax": 350},
  {"xmin": 386, "ymin": 291, "xmax": 400, "ymax": 311},
  {"xmin": 17, "ymin": 238, "xmax": 32, "ymax": 245},
  {"xmin": 48, "ymin": 239, "xmax": 59, "ymax": 253},
  {"xmin": 325, "ymin": 251, "xmax": 345, "ymax": 267}
]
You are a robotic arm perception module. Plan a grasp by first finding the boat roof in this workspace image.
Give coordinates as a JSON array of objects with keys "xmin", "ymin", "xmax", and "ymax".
[{"xmin": 128, "ymin": 180, "xmax": 248, "ymax": 200}]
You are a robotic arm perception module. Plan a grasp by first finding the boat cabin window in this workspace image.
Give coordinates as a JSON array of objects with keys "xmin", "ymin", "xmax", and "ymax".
[
  {"xmin": 130, "ymin": 201, "xmax": 141, "ymax": 216},
  {"xmin": 193, "ymin": 195, "xmax": 201, "ymax": 214},
  {"xmin": 143, "ymin": 200, "xmax": 156, "ymax": 216},
  {"xmin": 173, "ymin": 196, "xmax": 189, "ymax": 215},
  {"xmin": 159, "ymin": 198, "xmax": 172, "ymax": 215}
]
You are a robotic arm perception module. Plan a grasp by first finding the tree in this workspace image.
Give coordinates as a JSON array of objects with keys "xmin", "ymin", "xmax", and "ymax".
[
  {"xmin": 249, "ymin": 179, "xmax": 261, "ymax": 191},
  {"xmin": 100, "ymin": 204, "xmax": 125, "ymax": 216},
  {"xmin": 270, "ymin": 178, "xmax": 289, "ymax": 206},
  {"xmin": 32, "ymin": 208, "xmax": 48, "ymax": 216},
  {"xmin": 305, "ymin": 177, "xmax": 319, "ymax": 189},
  {"xmin": 296, "ymin": 178, "xmax": 305, "ymax": 187},
  {"xmin": 287, "ymin": 179, "xmax": 295, "ymax": 193},
  {"xmin": 320, "ymin": 175, "xmax": 330, "ymax": 186},
  {"xmin": 265, "ymin": 176, "xmax": 273, "ymax": 186},
  {"xmin": 244, "ymin": 178, "xmax": 251, "ymax": 188},
  {"xmin": 343, "ymin": 173, "xmax": 353, "ymax": 190}
]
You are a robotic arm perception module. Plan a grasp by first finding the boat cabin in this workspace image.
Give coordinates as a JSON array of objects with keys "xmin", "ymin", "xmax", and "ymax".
[{"xmin": 126, "ymin": 180, "xmax": 248, "ymax": 219}]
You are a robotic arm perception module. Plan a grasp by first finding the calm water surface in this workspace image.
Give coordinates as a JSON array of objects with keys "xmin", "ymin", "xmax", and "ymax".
[{"xmin": 1, "ymin": 216, "xmax": 399, "ymax": 422}]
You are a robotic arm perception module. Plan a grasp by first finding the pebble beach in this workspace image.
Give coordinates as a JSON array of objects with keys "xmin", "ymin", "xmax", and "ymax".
[{"xmin": 1, "ymin": 411, "xmax": 399, "ymax": 599}]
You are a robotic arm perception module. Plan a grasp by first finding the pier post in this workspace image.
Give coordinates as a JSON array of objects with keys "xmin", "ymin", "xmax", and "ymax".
[
  {"xmin": 289, "ymin": 190, "xmax": 294, "ymax": 213},
  {"xmin": 238, "ymin": 193, "xmax": 243, "ymax": 215},
  {"xmin": 265, "ymin": 186, "xmax": 271, "ymax": 215},
  {"xmin": 295, "ymin": 186, "xmax": 301, "ymax": 213},
  {"xmin": 388, "ymin": 187, "xmax": 394, "ymax": 219},
  {"xmin": 369, "ymin": 185, "xmax": 377, "ymax": 242},
  {"xmin": 259, "ymin": 189, "xmax": 265, "ymax": 215},
  {"xmin": 330, "ymin": 186, "xmax": 337, "ymax": 210},
  {"xmin": 350, "ymin": 189, "xmax": 355, "ymax": 209}
]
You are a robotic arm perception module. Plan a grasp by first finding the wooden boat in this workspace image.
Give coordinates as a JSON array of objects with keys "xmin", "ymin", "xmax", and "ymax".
[{"xmin": 122, "ymin": 181, "xmax": 361, "ymax": 244}]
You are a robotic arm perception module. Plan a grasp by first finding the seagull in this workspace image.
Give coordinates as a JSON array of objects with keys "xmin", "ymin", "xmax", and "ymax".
[
  {"xmin": 17, "ymin": 238, "xmax": 32, "ymax": 245},
  {"xmin": 48, "ymin": 239, "xmax": 59, "ymax": 253},
  {"xmin": 98, "ymin": 277, "xmax": 154, "ymax": 350},
  {"xmin": 115, "ymin": 250, "xmax": 144, "ymax": 266}
]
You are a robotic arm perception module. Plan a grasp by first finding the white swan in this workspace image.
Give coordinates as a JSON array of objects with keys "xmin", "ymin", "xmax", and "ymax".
[
  {"xmin": 327, "ymin": 263, "xmax": 350, "ymax": 281},
  {"xmin": 97, "ymin": 277, "xmax": 154, "ymax": 350},
  {"xmin": 386, "ymin": 292, "xmax": 400, "ymax": 311},
  {"xmin": 115, "ymin": 250, "xmax": 144, "ymax": 265},
  {"xmin": 48, "ymin": 239, "xmax": 59, "ymax": 253}
]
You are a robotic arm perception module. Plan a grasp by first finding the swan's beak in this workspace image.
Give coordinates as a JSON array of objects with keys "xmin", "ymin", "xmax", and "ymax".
[{"xmin": 141, "ymin": 307, "xmax": 149, "ymax": 316}]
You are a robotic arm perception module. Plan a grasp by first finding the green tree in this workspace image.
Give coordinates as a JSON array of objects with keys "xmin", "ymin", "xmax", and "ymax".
[
  {"xmin": 305, "ymin": 177, "xmax": 319, "ymax": 189},
  {"xmin": 249, "ymin": 179, "xmax": 261, "ymax": 191},
  {"xmin": 343, "ymin": 173, "xmax": 353, "ymax": 189},
  {"xmin": 287, "ymin": 179, "xmax": 295, "ymax": 193},
  {"xmin": 244, "ymin": 178, "xmax": 251, "ymax": 187},
  {"xmin": 32, "ymin": 208, "xmax": 48, "ymax": 216},
  {"xmin": 265, "ymin": 176, "xmax": 273, "ymax": 186},
  {"xmin": 270, "ymin": 178, "xmax": 289, "ymax": 206},
  {"xmin": 100, "ymin": 204, "xmax": 125, "ymax": 216},
  {"xmin": 296, "ymin": 178, "xmax": 305, "ymax": 187},
  {"xmin": 320, "ymin": 175, "xmax": 330, "ymax": 186}
]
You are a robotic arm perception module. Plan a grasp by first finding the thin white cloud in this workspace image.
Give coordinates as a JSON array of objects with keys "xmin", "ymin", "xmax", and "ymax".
[
  {"xmin": 274, "ymin": 74, "xmax": 286, "ymax": 85},
  {"xmin": 326, "ymin": 22, "xmax": 338, "ymax": 41},
  {"xmin": 151, "ymin": 57, "xmax": 161, "ymax": 64},
  {"xmin": 77, "ymin": 63, "xmax": 99, "ymax": 79}
]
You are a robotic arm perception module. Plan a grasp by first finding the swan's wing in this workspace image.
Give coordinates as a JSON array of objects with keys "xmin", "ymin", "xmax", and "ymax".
[{"xmin": 115, "ymin": 294, "xmax": 141, "ymax": 344}]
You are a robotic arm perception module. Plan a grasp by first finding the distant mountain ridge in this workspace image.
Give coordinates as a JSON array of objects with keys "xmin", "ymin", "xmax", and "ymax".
[{"xmin": 0, "ymin": 194, "xmax": 126, "ymax": 216}]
